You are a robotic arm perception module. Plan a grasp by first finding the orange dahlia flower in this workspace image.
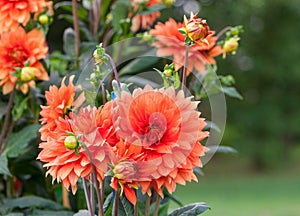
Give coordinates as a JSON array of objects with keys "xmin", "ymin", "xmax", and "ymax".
[
  {"xmin": 38, "ymin": 106, "xmax": 116, "ymax": 194},
  {"xmin": 0, "ymin": 0, "xmax": 53, "ymax": 34},
  {"xmin": 150, "ymin": 18, "xmax": 223, "ymax": 75},
  {"xmin": 111, "ymin": 85, "xmax": 208, "ymax": 197},
  {"xmin": 0, "ymin": 27, "xmax": 49, "ymax": 94},
  {"xmin": 130, "ymin": 0, "xmax": 162, "ymax": 32},
  {"xmin": 39, "ymin": 76, "xmax": 85, "ymax": 141}
]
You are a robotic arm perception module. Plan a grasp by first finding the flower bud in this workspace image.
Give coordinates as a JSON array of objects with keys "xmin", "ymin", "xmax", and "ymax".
[
  {"xmin": 163, "ymin": 69, "xmax": 172, "ymax": 77},
  {"xmin": 39, "ymin": 14, "xmax": 49, "ymax": 25},
  {"xmin": 64, "ymin": 136, "xmax": 78, "ymax": 150},
  {"xmin": 182, "ymin": 12, "xmax": 210, "ymax": 44},
  {"xmin": 20, "ymin": 67, "xmax": 37, "ymax": 82},
  {"xmin": 113, "ymin": 160, "xmax": 137, "ymax": 181},
  {"xmin": 222, "ymin": 37, "xmax": 240, "ymax": 58},
  {"xmin": 163, "ymin": 0, "xmax": 176, "ymax": 6}
]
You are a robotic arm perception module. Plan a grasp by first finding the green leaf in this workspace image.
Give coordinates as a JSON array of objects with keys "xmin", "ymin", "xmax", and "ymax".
[
  {"xmin": 139, "ymin": 4, "xmax": 166, "ymax": 15},
  {"xmin": 208, "ymin": 145, "xmax": 238, "ymax": 154},
  {"xmin": 83, "ymin": 89, "xmax": 96, "ymax": 106},
  {"xmin": 0, "ymin": 100, "xmax": 8, "ymax": 119},
  {"xmin": 0, "ymin": 154, "xmax": 11, "ymax": 176},
  {"xmin": 1, "ymin": 196, "xmax": 65, "ymax": 211},
  {"xmin": 4, "ymin": 213, "xmax": 24, "ymax": 216},
  {"xmin": 168, "ymin": 202, "xmax": 210, "ymax": 216},
  {"xmin": 63, "ymin": 28, "xmax": 76, "ymax": 57},
  {"xmin": 4, "ymin": 124, "xmax": 40, "ymax": 158},
  {"xmin": 103, "ymin": 192, "xmax": 113, "ymax": 215},
  {"xmin": 12, "ymin": 96, "xmax": 29, "ymax": 121},
  {"xmin": 111, "ymin": 2, "xmax": 129, "ymax": 34},
  {"xmin": 118, "ymin": 195, "xmax": 134, "ymax": 216},
  {"xmin": 29, "ymin": 209, "xmax": 73, "ymax": 216},
  {"xmin": 73, "ymin": 210, "xmax": 90, "ymax": 216},
  {"xmin": 221, "ymin": 86, "xmax": 243, "ymax": 100}
]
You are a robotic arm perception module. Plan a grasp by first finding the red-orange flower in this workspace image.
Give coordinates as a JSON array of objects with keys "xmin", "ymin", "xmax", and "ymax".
[
  {"xmin": 0, "ymin": 27, "xmax": 49, "ymax": 94},
  {"xmin": 38, "ymin": 106, "xmax": 116, "ymax": 194},
  {"xmin": 111, "ymin": 85, "xmax": 208, "ymax": 197},
  {"xmin": 0, "ymin": 0, "xmax": 53, "ymax": 34},
  {"xmin": 39, "ymin": 75, "xmax": 85, "ymax": 141},
  {"xmin": 130, "ymin": 0, "xmax": 162, "ymax": 32},
  {"xmin": 150, "ymin": 18, "xmax": 223, "ymax": 75}
]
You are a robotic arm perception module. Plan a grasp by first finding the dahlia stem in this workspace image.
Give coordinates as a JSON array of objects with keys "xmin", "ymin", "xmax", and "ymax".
[
  {"xmin": 0, "ymin": 120, "xmax": 15, "ymax": 155},
  {"xmin": 90, "ymin": 174, "xmax": 95, "ymax": 214},
  {"xmin": 113, "ymin": 189, "xmax": 119, "ymax": 216},
  {"xmin": 145, "ymin": 194, "xmax": 151, "ymax": 216},
  {"xmin": 72, "ymin": 0, "xmax": 80, "ymax": 69},
  {"xmin": 153, "ymin": 193, "xmax": 161, "ymax": 216},
  {"xmin": 90, "ymin": 0, "xmax": 102, "ymax": 38},
  {"xmin": 216, "ymin": 26, "xmax": 232, "ymax": 39},
  {"xmin": 82, "ymin": 178, "xmax": 93, "ymax": 216},
  {"xmin": 0, "ymin": 85, "xmax": 16, "ymax": 154},
  {"xmin": 93, "ymin": 174, "xmax": 104, "ymax": 216},
  {"xmin": 181, "ymin": 46, "xmax": 190, "ymax": 90},
  {"xmin": 106, "ymin": 54, "xmax": 121, "ymax": 93},
  {"xmin": 134, "ymin": 203, "xmax": 138, "ymax": 216}
]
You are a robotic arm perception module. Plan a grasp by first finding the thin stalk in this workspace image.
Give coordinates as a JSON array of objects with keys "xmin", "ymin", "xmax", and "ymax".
[
  {"xmin": 0, "ymin": 85, "xmax": 16, "ymax": 153},
  {"xmin": 100, "ymin": 82, "xmax": 106, "ymax": 104},
  {"xmin": 106, "ymin": 54, "xmax": 121, "ymax": 92},
  {"xmin": 216, "ymin": 26, "xmax": 232, "ymax": 39},
  {"xmin": 113, "ymin": 189, "xmax": 119, "ymax": 216},
  {"xmin": 93, "ymin": 173, "xmax": 104, "ymax": 216},
  {"xmin": 181, "ymin": 46, "xmax": 190, "ymax": 90},
  {"xmin": 134, "ymin": 203, "xmax": 138, "ymax": 216},
  {"xmin": 153, "ymin": 194, "xmax": 161, "ymax": 216},
  {"xmin": 145, "ymin": 194, "xmax": 151, "ymax": 216},
  {"xmin": 72, "ymin": 0, "xmax": 80, "ymax": 69},
  {"xmin": 82, "ymin": 178, "xmax": 93, "ymax": 216},
  {"xmin": 90, "ymin": 0, "xmax": 102, "ymax": 38},
  {"xmin": 90, "ymin": 175, "xmax": 95, "ymax": 214},
  {"xmin": 0, "ymin": 120, "xmax": 15, "ymax": 155}
]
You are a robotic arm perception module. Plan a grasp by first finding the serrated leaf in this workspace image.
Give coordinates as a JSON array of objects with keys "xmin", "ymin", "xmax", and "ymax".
[
  {"xmin": 1, "ymin": 196, "xmax": 65, "ymax": 211},
  {"xmin": 4, "ymin": 124, "xmax": 40, "ymax": 158},
  {"xmin": 221, "ymin": 86, "xmax": 243, "ymax": 100},
  {"xmin": 168, "ymin": 202, "xmax": 210, "ymax": 216},
  {"xmin": 208, "ymin": 145, "xmax": 238, "ymax": 154},
  {"xmin": 0, "ymin": 154, "xmax": 11, "ymax": 176}
]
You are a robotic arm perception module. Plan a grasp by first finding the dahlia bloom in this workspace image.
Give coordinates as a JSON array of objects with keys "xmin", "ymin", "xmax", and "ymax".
[
  {"xmin": 39, "ymin": 76, "xmax": 85, "ymax": 141},
  {"xmin": 38, "ymin": 106, "xmax": 116, "ymax": 194},
  {"xmin": 0, "ymin": 0, "xmax": 53, "ymax": 34},
  {"xmin": 150, "ymin": 18, "xmax": 223, "ymax": 75},
  {"xmin": 111, "ymin": 85, "xmax": 208, "ymax": 197},
  {"xmin": 130, "ymin": 0, "xmax": 162, "ymax": 32},
  {"xmin": 0, "ymin": 27, "xmax": 49, "ymax": 94}
]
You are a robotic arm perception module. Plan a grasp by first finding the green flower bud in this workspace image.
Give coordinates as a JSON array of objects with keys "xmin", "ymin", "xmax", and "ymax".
[
  {"xmin": 20, "ymin": 67, "xmax": 37, "ymax": 82},
  {"xmin": 64, "ymin": 136, "xmax": 78, "ymax": 150}
]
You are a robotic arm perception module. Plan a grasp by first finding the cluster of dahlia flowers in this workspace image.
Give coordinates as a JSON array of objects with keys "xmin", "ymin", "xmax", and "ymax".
[
  {"xmin": 37, "ymin": 74, "xmax": 208, "ymax": 205},
  {"xmin": 0, "ymin": 0, "xmax": 52, "ymax": 94}
]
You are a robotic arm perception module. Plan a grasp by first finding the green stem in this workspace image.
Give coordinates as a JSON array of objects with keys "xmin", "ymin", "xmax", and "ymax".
[
  {"xmin": 216, "ymin": 26, "xmax": 232, "ymax": 39},
  {"xmin": 145, "ymin": 194, "xmax": 151, "ymax": 216},
  {"xmin": 72, "ymin": 0, "xmax": 80, "ymax": 69},
  {"xmin": 0, "ymin": 121, "xmax": 15, "ymax": 155},
  {"xmin": 181, "ymin": 46, "xmax": 190, "ymax": 90},
  {"xmin": 134, "ymin": 203, "xmax": 138, "ymax": 216},
  {"xmin": 93, "ymin": 174, "xmax": 104, "ymax": 216},
  {"xmin": 153, "ymin": 194, "xmax": 161, "ymax": 216}
]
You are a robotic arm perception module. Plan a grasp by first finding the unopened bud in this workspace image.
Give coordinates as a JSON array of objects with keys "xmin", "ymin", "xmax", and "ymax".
[
  {"xmin": 223, "ymin": 37, "xmax": 240, "ymax": 58},
  {"xmin": 163, "ymin": 0, "xmax": 176, "ymax": 6},
  {"xmin": 164, "ymin": 69, "xmax": 172, "ymax": 77},
  {"xmin": 39, "ymin": 14, "xmax": 49, "ymax": 25},
  {"xmin": 113, "ymin": 160, "xmax": 137, "ymax": 181},
  {"xmin": 64, "ymin": 136, "xmax": 78, "ymax": 150},
  {"xmin": 20, "ymin": 67, "xmax": 37, "ymax": 82}
]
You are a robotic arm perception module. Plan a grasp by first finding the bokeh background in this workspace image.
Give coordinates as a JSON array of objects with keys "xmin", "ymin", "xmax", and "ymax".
[{"xmin": 169, "ymin": 0, "xmax": 300, "ymax": 215}]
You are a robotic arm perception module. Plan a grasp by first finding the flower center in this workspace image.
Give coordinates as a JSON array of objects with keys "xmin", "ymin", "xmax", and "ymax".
[
  {"xmin": 142, "ymin": 112, "xmax": 167, "ymax": 147},
  {"xmin": 9, "ymin": 47, "xmax": 29, "ymax": 67}
]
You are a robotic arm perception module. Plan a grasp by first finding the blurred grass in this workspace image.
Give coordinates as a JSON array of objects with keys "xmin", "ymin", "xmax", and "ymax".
[{"xmin": 171, "ymin": 154, "xmax": 300, "ymax": 216}]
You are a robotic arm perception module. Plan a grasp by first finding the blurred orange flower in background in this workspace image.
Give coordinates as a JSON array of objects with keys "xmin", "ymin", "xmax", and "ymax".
[
  {"xmin": 0, "ymin": 0, "xmax": 53, "ymax": 34},
  {"xmin": 150, "ymin": 18, "xmax": 223, "ymax": 75},
  {"xmin": 0, "ymin": 27, "xmax": 49, "ymax": 94},
  {"xmin": 130, "ymin": 0, "xmax": 162, "ymax": 32}
]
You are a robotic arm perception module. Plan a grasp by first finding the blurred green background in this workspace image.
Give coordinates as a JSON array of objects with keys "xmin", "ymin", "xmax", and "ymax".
[{"xmin": 171, "ymin": 0, "xmax": 300, "ymax": 215}]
